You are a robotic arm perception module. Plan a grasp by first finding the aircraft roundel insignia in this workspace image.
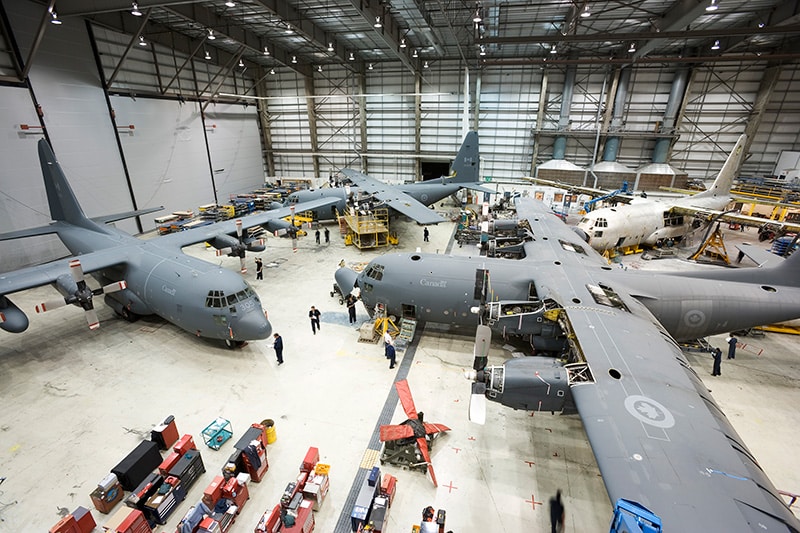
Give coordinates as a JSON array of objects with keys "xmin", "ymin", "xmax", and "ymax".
[
  {"xmin": 683, "ymin": 309, "xmax": 706, "ymax": 328},
  {"xmin": 624, "ymin": 395, "xmax": 675, "ymax": 429},
  {"xmin": 420, "ymin": 193, "xmax": 429, "ymax": 203}
]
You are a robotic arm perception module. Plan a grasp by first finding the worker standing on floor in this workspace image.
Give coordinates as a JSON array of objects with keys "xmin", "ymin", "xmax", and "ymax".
[
  {"xmin": 255, "ymin": 257, "xmax": 263, "ymax": 280},
  {"xmin": 315, "ymin": 228, "xmax": 321, "ymax": 245},
  {"xmin": 346, "ymin": 293, "xmax": 358, "ymax": 324},
  {"xmin": 727, "ymin": 335, "xmax": 738, "ymax": 359},
  {"xmin": 324, "ymin": 227, "xmax": 330, "ymax": 244},
  {"xmin": 273, "ymin": 333, "xmax": 284, "ymax": 365},
  {"xmin": 423, "ymin": 227, "xmax": 430, "ymax": 242},
  {"xmin": 712, "ymin": 347, "xmax": 723, "ymax": 376}
]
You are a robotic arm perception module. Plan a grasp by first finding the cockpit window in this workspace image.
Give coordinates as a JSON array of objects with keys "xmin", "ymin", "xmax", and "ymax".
[
  {"xmin": 205, "ymin": 286, "xmax": 257, "ymax": 308},
  {"xmin": 595, "ymin": 218, "xmax": 608, "ymax": 228},
  {"xmin": 205, "ymin": 290, "xmax": 225, "ymax": 308},
  {"xmin": 365, "ymin": 264, "xmax": 384, "ymax": 281}
]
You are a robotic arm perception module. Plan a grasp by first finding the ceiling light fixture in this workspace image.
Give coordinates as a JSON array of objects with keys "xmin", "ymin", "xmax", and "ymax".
[
  {"xmin": 412, "ymin": 49, "xmax": 418, "ymax": 58},
  {"xmin": 349, "ymin": 52, "xmax": 355, "ymax": 61},
  {"xmin": 705, "ymin": 0, "xmax": 718, "ymax": 12},
  {"xmin": 368, "ymin": 63, "xmax": 373, "ymax": 70},
  {"xmin": 317, "ymin": 65, "xmax": 322, "ymax": 72},
  {"xmin": 269, "ymin": 68, "xmax": 275, "ymax": 75},
  {"xmin": 581, "ymin": 5, "xmax": 591, "ymax": 18},
  {"xmin": 711, "ymin": 39, "xmax": 720, "ymax": 50},
  {"xmin": 207, "ymin": 29, "xmax": 216, "ymax": 40},
  {"xmin": 131, "ymin": 2, "xmax": 142, "ymax": 16},
  {"xmin": 374, "ymin": 16, "xmax": 382, "ymax": 28},
  {"xmin": 758, "ymin": 21, "xmax": 765, "ymax": 28},
  {"xmin": 49, "ymin": 9, "xmax": 62, "ymax": 25},
  {"xmin": 479, "ymin": 44, "xmax": 486, "ymax": 56},
  {"xmin": 239, "ymin": 58, "xmax": 244, "ymax": 67},
  {"xmin": 400, "ymin": 38, "xmax": 407, "ymax": 48},
  {"xmin": 291, "ymin": 55, "xmax": 297, "ymax": 64},
  {"xmin": 285, "ymin": 23, "xmax": 293, "ymax": 34},
  {"xmin": 550, "ymin": 44, "xmax": 557, "ymax": 54},
  {"xmin": 204, "ymin": 49, "xmax": 211, "ymax": 60},
  {"xmin": 423, "ymin": 60, "xmax": 429, "ymax": 68},
  {"xmin": 327, "ymin": 42, "xmax": 334, "ymax": 52},
  {"xmin": 138, "ymin": 35, "xmax": 147, "ymax": 46},
  {"xmin": 263, "ymin": 47, "xmax": 270, "ymax": 56},
  {"xmin": 628, "ymin": 42, "xmax": 636, "ymax": 52},
  {"xmin": 225, "ymin": 1, "xmax": 235, "ymax": 7}
]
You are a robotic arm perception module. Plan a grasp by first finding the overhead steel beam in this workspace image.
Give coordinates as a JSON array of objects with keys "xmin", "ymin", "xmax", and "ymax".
[
  {"xmin": 106, "ymin": 7, "xmax": 151, "ymax": 87},
  {"xmin": 481, "ymin": 52, "xmax": 800, "ymax": 67},
  {"xmin": 479, "ymin": 24, "xmax": 800, "ymax": 45},
  {"xmin": 54, "ymin": 0, "xmax": 197, "ymax": 17},
  {"xmin": 21, "ymin": 0, "xmax": 56, "ymax": 80},
  {"xmin": 635, "ymin": 0, "xmax": 710, "ymax": 58},
  {"xmin": 344, "ymin": 0, "xmax": 417, "ymax": 74}
]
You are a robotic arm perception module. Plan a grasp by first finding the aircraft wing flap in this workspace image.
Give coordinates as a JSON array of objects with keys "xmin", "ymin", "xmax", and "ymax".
[
  {"xmin": 0, "ymin": 247, "xmax": 127, "ymax": 297},
  {"xmin": 339, "ymin": 168, "xmax": 384, "ymax": 193},
  {"xmin": 564, "ymin": 303, "xmax": 799, "ymax": 531},
  {"xmin": 670, "ymin": 205, "xmax": 800, "ymax": 234}
]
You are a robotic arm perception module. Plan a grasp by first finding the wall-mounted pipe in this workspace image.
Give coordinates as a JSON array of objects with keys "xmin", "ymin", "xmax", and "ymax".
[
  {"xmin": 601, "ymin": 67, "xmax": 631, "ymax": 162},
  {"xmin": 652, "ymin": 67, "xmax": 689, "ymax": 163},
  {"xmin": 552, "ymin": 65, "xmax": 576, "ymax": 160}
]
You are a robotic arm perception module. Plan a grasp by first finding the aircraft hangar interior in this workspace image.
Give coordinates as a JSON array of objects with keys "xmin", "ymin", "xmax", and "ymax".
[{"xmin": 1, "ymin": 0, "xmax": 800, "ymax": 531}]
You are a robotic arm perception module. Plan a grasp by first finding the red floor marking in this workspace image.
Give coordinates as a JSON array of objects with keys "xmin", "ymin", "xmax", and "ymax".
[
  {"xmin": 453, "ymin": 399, "xmax": 459, "ymax": 402},
  {"xmin": 545, "ymin": 428, "xmax": 552, "ymax": 432},
  {"xmin": 443, "ymin": 481, "xmax": 458, "ymax": 493},
  {"xmin": 451, "ymin": 447, "xmax": 461, "ymax": 454},
  {"xmin": 525, "ymin": 494, "xmax": 542, "ymax": 510},
  {"xmin": 552, "ymin": 451, "xmax": 559, "ymax": 457},
  {"xmin": 529, "ymin": 412, "xmax": 535, "ymax": 417},
  {"xmin": 468, "ymin": 436, "xmax": 476, "ymax": 441},
  {"xmin": 524, "ymin": 460, "xmax": 535, "ymax": 468}
]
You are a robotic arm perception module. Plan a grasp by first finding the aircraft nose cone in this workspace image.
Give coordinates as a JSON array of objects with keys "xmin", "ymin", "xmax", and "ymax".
[
  {"xmin": 234, "ymin": 308, "xmax": 272, "ymax": 341},
  {"xmin": 335, "ymin": 267, "xmax": 359, "ymax": 298}
]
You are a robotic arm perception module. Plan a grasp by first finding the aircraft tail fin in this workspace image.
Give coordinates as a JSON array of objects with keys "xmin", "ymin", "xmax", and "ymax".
[
  {"xmin": 448, "ymin": 131, "xmax": 480, "ymax": 183},
  {"xmin": 39, "ymin": 139, "xmax": 92, "ymax": 228},
  {"xmin": 693, "ymin": 134, "xmax": 747, "ymax": 199}
]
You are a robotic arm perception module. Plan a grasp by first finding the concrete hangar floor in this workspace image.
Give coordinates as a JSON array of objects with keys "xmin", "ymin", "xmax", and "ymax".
[{"xmin": 0, "ymin": 203, "xmax": 798, "ymax": 531}]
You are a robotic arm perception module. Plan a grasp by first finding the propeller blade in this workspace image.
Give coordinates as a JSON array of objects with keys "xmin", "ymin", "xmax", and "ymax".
[
  {"xmin": 379, "ymin": 424, "xmax": 415, "ymax": 442},
  {"xmin": 422, "ymin": 423, "xmax": 451, "ymax": 435},
  {"xmin": 69, "ymin": 259, "xmax": 84, "ymax": 284},
  {"xmin": 469, "ymin": 382, "xmax": 487, "ymax": 425},
  {"xmin": 100, "ymin": 280, "xmax": 127, "ymax": 294},
  {"xmin": 417, "ymin": 437, "xmax": 438, "ymax": 487},
  {"xmin": 239, "ymin": 256, "xmax": 247, "ymax": 274},
  {"xmin": 36, "ymin": 299, "xmax": 67, "ymax": 313},
  {"xmin": 292, "ymin": 234, "xmax": 298, "ymax": 252},
  {"xmin": 215, "ymin": 247, "xmax": 233, "ymax": 256},
  {"xmin": 235, "ymin": 219, "xmax": 243, "ymax": 240},
  {"xmin": 473, "ymin": 324, "xmax": 492, "ymax": 372},
  {"xmin": 84, "ymin": 308, "xmax": 100, "ymax": 330},
  {"xmin": 0, "ymin": 312, "xmax": 5, "ymax": 323},
  {"xmin": 394, "ymin": 379, "xmax": 418, "ymax": 420}
]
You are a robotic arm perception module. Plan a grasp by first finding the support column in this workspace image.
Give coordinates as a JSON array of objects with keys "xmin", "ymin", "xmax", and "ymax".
[
  {"xmin": 532, "ymin": 69, "xmax": 548, "ymax": 177},
  {"xmin": 601, "ymin": 67, "xmax": 631, "ymax": 162},
  {"xmin": 357, "ymin": 70, "xmax": 368, "ymax": 173},
  {"xmin": 304, "ymin": 75, "xmax": 320, "ymax": 179},
  {"xmin": 473, "ymin": 69, "xmax": 481, "ymax": 133},
  {"xmin": 255, "ymin": 70, "xmax": 275, "ymax": 179},
  {"xmin": 652, "ymin": 67, "xmax": 689, "ymax": 163},
  {"xmin": 552, "ymin": 64, "xmax": 576, "ymax": 160},
  {"xmin": 414, "ymin": 71, "xmax": 422, "ymax": 182},
  {"xmin": 743, "ymin": 63, "xmax": 782, "ymax": 156}
]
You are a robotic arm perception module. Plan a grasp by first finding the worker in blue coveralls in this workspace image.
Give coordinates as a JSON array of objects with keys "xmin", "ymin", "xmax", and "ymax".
[
  {"xmin": 273, "ymin": 333, "xmax": 283, "ymax": 365},
  {"xmin": 712, "ymin": 347, "xmax": 722, "ymax": 376},
  {"xmin": 727, "ymin": 335, "xmax": 738, "ymax": 359}
]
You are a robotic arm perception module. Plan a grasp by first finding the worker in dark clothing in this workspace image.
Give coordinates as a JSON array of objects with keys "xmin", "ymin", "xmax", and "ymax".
[
  {"xmin": 309, "ymin": 306, "xmax": 321, "ymax": 334},
  {"xmin": 315, "ymin": 229, "xmax": 321, "ymax": 244},
  {"xmin": 712, "ymin": 347, "xmax": 722, "ymax": 376},
  {"xmin": 324, "ymin": 227, "xmax": 330, "ymax": 244},
  {"xmin": 255, "ymin": 257, "xmax": 263, "ymax": 280},
  {"xmin": 387, "ymin": 343, "xmax": 396, "ymax": 369},
  {"xmin": 727, "ymin": 335, "xmax": 738, "ymax": 359},
  {"xmin": 273, "ymin": 333, "xmax": 283, "ymax": 365},
  {"xmin": 423, "ymin": 227, "xmax": 430, "ymax": 242},
  {"xmin": 346, "ymin": 294, "xmax": 358, "ymax": 324},
  {"xmin": 549, "ymin": 490, "xmax": 565, "ymax": 533}
]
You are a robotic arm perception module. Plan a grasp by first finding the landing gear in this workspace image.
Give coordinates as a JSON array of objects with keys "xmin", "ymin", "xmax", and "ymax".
[
  {"xmin": 224, "ymin": 339, "xmax": 246, "ymax": 349},
  {"xmin": 117, "ymin": 306, "xmax": 137, "ymax": 322}
]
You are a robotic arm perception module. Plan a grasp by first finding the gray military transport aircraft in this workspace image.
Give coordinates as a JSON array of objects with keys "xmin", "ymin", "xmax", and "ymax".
[
  {"xmin": 335, "ymin": 197, "xmax": 800, "ymax": 531},
  {"xmin": 284, "ymin": 131, "xmax": 491, "ymax": 225},
  {"xmin": 0, "ymin": 139, "xmax": 336, "ymax": 348}
]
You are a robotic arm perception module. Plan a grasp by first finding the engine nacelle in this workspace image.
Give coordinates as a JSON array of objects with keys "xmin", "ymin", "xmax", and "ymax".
[
  {"xmin": 478, "ymin": 357, "xmax": 571, "ymax": 413},
  {"xmin": 0, "ymin": 295, "xmax": 29, "ymax": 333},
  {"xmin": 485, "ymin": 300, "xmax": 565, "ymax": 340}
]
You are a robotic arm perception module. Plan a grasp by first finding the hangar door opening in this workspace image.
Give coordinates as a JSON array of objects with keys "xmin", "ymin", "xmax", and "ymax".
[{"xmin": 421, "ymin": 161, "xmax": 451, "ymax": 181}]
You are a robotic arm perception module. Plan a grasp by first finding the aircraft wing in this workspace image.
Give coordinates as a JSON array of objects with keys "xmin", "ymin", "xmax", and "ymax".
[
  {"xmin": 524, "ymin": 177, "xmax": 634, "ymax": 202},
  {"xmin": 559, "ymin": 299, "xmax": 798, "ymax": 531},
  {"xmin": 156, "ymin": 197, "xmax": 339, "ymax": 249},
  {"xmin": 0, "ymin": 246, "xmax": 127, "ymax": 296},
  {"xmin": 670, "ymin": 205, "xmax": 800, "ymax": 233},
  {"xmin": 340, "ymin": 168, "xmax": 444, "ymax": 224}
]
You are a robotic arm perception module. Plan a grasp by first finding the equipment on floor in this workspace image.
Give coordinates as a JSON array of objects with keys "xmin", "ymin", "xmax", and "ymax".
[
  {"xmin": 49, "ymin": 506, "xmax": 96, "ymax": 533},
  {"xmin": 379, "ymin": 380, "xmax": 450, "ymax": 487},
  {"xmin": 202, "ymin": 417, "xmax": 233, "ymax": 450},
  {"xmin": 609, "ymin": 499, "xmax": 662, "ymax": 533},
  {"xmin": 254, "ymin": 446, "xmax": 330, "ymax": 532},
  {"xmin": 350, "ymin": 468, "xmax": 397, "ymax": 533}
]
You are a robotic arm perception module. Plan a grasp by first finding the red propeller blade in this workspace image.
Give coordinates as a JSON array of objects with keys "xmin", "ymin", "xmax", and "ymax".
[
  {"xmin": 235, "ymin": 219, "xmax": 243, "ymax": 239},
  {"xmin": 36, "ymin": 299, "xmax": 67, "ymax": 313},
  {"xmin": 379, "ymin": 424, "xmax": 415, "ymax": 442},
  {"xmin": 239, "ymin": 257, "xmax": 247, "ymax": 274},
  {"xmin": 395, "ymin": 379, "xmax": 418, "ymax": 420},
  {"xmin": 215, "ymin": 247, "xmax": 233, "ymax": 256},
  {"xmin": 422, "ymin": 422, "xmax": 451, "ymax": 436},
  {"xmin": 85, "ymin": 308, "xmax": 100, "ymax": 330},
  {"xmin": 101, "ymin": 280, "xmax": 127, "ymax": 294},
  {"xmin": 417, "ymin": 437, "xmax": 438, "ymax": 487},
  {"xmin": 69, "ymin": 259, "xmax": 84, "ymax": 283}
]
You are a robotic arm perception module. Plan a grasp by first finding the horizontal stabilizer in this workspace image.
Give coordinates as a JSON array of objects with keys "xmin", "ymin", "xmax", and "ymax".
[
  {"xmin": 0, "ymin": 224, "xmax": 58, "ymax": 242},
  {"xmin": 92, "ymin": 206, "xmax": 164, "ymax": 225},
  {"xmin": 734, "ymin": 243, "xmax": 784, "ymax": 268}
]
